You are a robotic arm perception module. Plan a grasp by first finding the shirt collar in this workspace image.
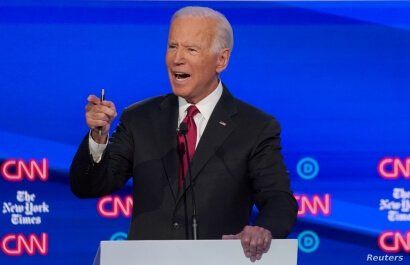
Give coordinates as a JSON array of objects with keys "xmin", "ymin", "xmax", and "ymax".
[{"xmin": 178, "ymin": 80, "xmax": 223, "ymax": 121}]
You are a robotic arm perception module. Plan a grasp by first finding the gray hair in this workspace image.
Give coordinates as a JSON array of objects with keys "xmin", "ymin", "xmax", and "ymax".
[{"xmin": 171, "ymin": 6, "xmax": 234, "ymax": 53}]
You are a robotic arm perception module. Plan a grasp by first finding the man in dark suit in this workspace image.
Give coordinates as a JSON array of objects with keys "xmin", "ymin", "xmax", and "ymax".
[{"xmin": 70, "ymin": 6, "xmax": 297, "ymax": 262}]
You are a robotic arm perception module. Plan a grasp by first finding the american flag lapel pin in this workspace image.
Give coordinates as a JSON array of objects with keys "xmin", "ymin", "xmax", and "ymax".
[{"xmin": 219, "ymin": 121, "xmax": 227, "ymax": 127}]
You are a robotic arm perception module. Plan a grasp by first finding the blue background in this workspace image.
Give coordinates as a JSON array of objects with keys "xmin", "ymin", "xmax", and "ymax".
[{"xmin": 1, "ymin": 1, "xmax": 410, "ymax": 264}]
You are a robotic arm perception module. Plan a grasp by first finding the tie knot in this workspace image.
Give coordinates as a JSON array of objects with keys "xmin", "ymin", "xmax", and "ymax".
[{"xmin": 186, "ymin": 105, "xmax": 199, "ymax": 118}]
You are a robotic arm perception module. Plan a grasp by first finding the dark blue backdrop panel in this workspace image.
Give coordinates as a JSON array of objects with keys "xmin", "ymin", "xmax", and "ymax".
[{"xmin": 0, "ymin": 1, "xmax": 409, "ymax": 265}]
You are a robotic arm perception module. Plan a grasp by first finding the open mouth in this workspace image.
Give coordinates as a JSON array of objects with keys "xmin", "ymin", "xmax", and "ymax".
[{"xmin": 174, "ymin": 72, "xmax": 191, "ymax": 81}]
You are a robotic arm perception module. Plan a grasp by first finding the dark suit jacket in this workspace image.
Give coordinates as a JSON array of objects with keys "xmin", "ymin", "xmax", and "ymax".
[{"xmin": 70, "ymin": 86, "xmax": 298, "ymax": 240}]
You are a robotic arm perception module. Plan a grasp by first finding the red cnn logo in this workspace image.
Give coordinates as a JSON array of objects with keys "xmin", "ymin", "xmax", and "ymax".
[
  {"xmin": 295, "ymin": 194, "xmax": 331, "ymax": 216},
  {"xmin": 1, "ymin": 233, "xmax": 48, "ymax": 256},
  {"xmin": 378, "ymin": 158, "xmax": 410, "ymax": 179},
  {"xmin": 378, "ymin": 231, "xmax": 410, "ymax": 253},
  {"xmin": 97, "ymin": 195, "xmax": 133, "ymax": 218},
  {"xmin": 1, "ymin": 159, "xmax": 49, "ymax": 182}
]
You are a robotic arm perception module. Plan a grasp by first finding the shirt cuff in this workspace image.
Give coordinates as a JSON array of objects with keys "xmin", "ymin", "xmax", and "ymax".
[{"xmin": 88, "ymin": 131, "xmax": 108, "ymax": 163}]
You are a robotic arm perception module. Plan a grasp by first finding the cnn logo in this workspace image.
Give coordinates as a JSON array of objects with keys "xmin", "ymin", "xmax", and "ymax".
[
  {"xmin": 378, "ymin": 231, "xmax": 410, "ymax": 253},
  {"xmin": 378, "ymin": 158, "xmax": 410, "ymax": 179},
  {"xmin": 295, "ymin": 194, "xmax": 331, "ymax": 216},
  {"xmin": 1, "ymin": 233, "xmax": 48, "ymax": 256},
  {"xmin": 1, "ymin": 159, "xmax": 48, "ymax": 182},
  {"xmin": 97, "ymin": 195, "xmax": 133, "ymax": 218}
]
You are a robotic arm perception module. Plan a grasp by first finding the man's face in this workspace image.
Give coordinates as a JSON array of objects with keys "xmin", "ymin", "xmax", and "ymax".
[{"xmin": 166, "ymin": 17, "xmax": 222, "ymax": 104}]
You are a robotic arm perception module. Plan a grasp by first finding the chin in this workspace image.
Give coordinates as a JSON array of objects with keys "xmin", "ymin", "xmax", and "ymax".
[{"xmin": 171, "ymin": 85, "xmax": 192, "ymax": 98}]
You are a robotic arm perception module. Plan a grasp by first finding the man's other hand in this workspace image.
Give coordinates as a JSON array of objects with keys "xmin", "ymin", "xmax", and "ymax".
[
  {"xmin": 85, "ymin": 94, "xmax": 117, "ymax": 144},
  {"xmin": 222, "ymin": 225, "xmax": 272, "ymax": 262}
]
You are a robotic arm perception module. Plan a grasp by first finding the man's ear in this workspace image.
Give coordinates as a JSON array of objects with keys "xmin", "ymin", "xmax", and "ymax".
[{"xmin": 216, "ymin": 48, "xmax": 231, "ymax": 74}]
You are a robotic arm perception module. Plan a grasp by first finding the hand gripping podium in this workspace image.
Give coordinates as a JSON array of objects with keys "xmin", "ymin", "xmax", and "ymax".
[{"xmin": 93, "ymin": 239, "xmax": 298, "ymax": 265}]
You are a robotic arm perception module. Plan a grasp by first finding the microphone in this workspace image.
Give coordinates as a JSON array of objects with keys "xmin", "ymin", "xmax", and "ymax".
[
  {"xmin": 177, "ymin": 122, "xmax": 199, "ymax": 240},
  {"xmin": 177, "ymin": 122, "xmax": 188, "ymax": 135}
]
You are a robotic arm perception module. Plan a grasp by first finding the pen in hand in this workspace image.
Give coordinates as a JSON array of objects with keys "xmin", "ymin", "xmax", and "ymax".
[{"xmin": 98, "ymin": 88, "xmax": 105, "ymax": 137}]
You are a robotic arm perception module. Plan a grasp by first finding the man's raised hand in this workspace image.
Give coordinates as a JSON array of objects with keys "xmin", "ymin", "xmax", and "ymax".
[{"xmin": 85, "ymin": 95, "xmax": 117, "ymax": 144}]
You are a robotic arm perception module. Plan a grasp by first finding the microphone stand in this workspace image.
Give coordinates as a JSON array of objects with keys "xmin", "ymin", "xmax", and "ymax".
[
  {"xmin": 178, "ymin": 123, "xmax": 199, "ymax": 240},
  {"xmin": 177, "ymin": 141, "xmax": 189, "ymax": 240}
]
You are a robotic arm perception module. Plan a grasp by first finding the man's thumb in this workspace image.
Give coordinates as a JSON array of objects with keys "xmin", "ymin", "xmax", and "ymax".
[
  {"xmin": 87, "ymin": 94, "xmax": 100, "ymax": 104},
  {"xmin": 222, "ymin": 234, "xmax": 238, "ymax": 240}
]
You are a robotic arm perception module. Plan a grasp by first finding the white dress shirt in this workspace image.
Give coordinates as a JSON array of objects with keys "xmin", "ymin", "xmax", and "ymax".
[
  {"xmin": 89, "ymin": 80, "xmax": 223, "ymax": 162},
  {"xmin": 177, "ymin": 80, "xmax": 223, "ymax": 148}
]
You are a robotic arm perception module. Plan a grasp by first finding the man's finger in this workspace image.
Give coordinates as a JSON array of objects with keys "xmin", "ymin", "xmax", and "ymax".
[
  {"xmin": 97, "ymin": 105, "xmax": 116, "ymax": 117},
  {"xmin": 86, "ymin": 110, "xmax": 108, "ymax": 120},
  {"xmin": 89, "ymin": 119, "xmax": 108, "ymax": 128},
  {"xmin": 101, "ymin": 100, "xmax": 115, "ymax": 109},
  {"xmin": 255, "ymin": 237, "xmax": 264, "ymax": 255},
  {"xmin": 264, "ymin": 236, "xmax": 272, "ymax": 253},
  {"xmin": 249, "ymin": 238, "xmax": 258, "ymax": 261},
  {"xmin": 90, "ymin": 105, "xmax": 116, "ymax": 119},
  {"xmin": 241, "ymin": 235, "xmax": 251, "ymax": 258},
  {"xmin": 89, "ymin": 112, "xmax": 110, "ymax": 122},
  {"xmin": 222, "ymin": 234, "xmax": 238, "ymax": 240},
  {"xmin": 105, "ymin": 107, "xmax": 117, "ymax": 119},
  {"xmin": 262, "ymin": 229, "xmax": 272, "ymax": 253},
  {"xmin": 87, "ymin": 95, "xmax": 100, "ymax": 104}
]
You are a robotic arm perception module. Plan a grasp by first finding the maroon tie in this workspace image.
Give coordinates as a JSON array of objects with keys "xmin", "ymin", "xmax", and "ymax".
[{"xmin": 178, "ymin": 105, "xmax": 199, "ymax": 189}]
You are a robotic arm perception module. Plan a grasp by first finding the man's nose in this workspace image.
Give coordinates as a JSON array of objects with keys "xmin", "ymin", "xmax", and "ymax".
[{"xmin": 173, "ymin": 48, "xmax": 185, "ymax": 65}]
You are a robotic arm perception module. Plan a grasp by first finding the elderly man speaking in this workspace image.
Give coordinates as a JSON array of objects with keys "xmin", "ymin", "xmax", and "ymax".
[{"xmin": 70, "ymin": 6, "xmax": 298, "ymax": 262}]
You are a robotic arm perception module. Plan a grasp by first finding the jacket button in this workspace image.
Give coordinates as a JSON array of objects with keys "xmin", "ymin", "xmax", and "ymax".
[{"xmin": 172, "ymin": 222, "xmax": 180, "ymax": 230}]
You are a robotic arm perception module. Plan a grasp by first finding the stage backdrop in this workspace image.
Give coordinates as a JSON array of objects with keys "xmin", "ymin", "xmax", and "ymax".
[{"xmin": 1, "ymin": 1, "xmax": 409, "ymax": 264}]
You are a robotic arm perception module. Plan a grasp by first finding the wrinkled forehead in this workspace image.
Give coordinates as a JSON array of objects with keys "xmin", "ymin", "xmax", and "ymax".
[{"xmin": 168, "ymin": 17, "xmax": 217, "ymax": 48}]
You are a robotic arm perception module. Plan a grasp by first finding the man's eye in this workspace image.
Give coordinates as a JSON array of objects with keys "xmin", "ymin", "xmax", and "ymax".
[
  {"xmin": 168, "ymin": 45, "xmax": 176, "ymax": 49},
  {"xmin": 188, "ymin": 48, "xmax": 197, "ymax": 52}
]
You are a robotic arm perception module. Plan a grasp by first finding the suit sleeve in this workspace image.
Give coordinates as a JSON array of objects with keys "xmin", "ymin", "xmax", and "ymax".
[
  {"xmin": 69, "ymin": 110, "xmax": 134, "ymax": 198},
  {"xmin": 248, "ymin": 118, "xmax": 298, "ymax": 238}
]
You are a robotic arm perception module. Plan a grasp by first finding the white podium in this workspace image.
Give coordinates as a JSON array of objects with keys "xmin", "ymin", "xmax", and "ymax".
[{"xmin": 93, "ymin": 239, "xmax": 298, "ymax": 265}]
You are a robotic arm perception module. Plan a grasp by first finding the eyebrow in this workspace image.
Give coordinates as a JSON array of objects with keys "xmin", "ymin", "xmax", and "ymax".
[
  {"xmin": 184, "ymin": 44, "xmax": 201, "ymax": 49},
  {"xmin": 168, "ymin": 41, "xmax": 201, "ymax": 49}
]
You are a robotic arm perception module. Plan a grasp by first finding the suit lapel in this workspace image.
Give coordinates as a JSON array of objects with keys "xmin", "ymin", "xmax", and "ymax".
[
  {"xmin": 152, "ymin": 94, "xmax": 179, "ymax": 203},
  {"xmin": 176, "ymin": 86, "xmax": 238, "ymax": 203}
]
